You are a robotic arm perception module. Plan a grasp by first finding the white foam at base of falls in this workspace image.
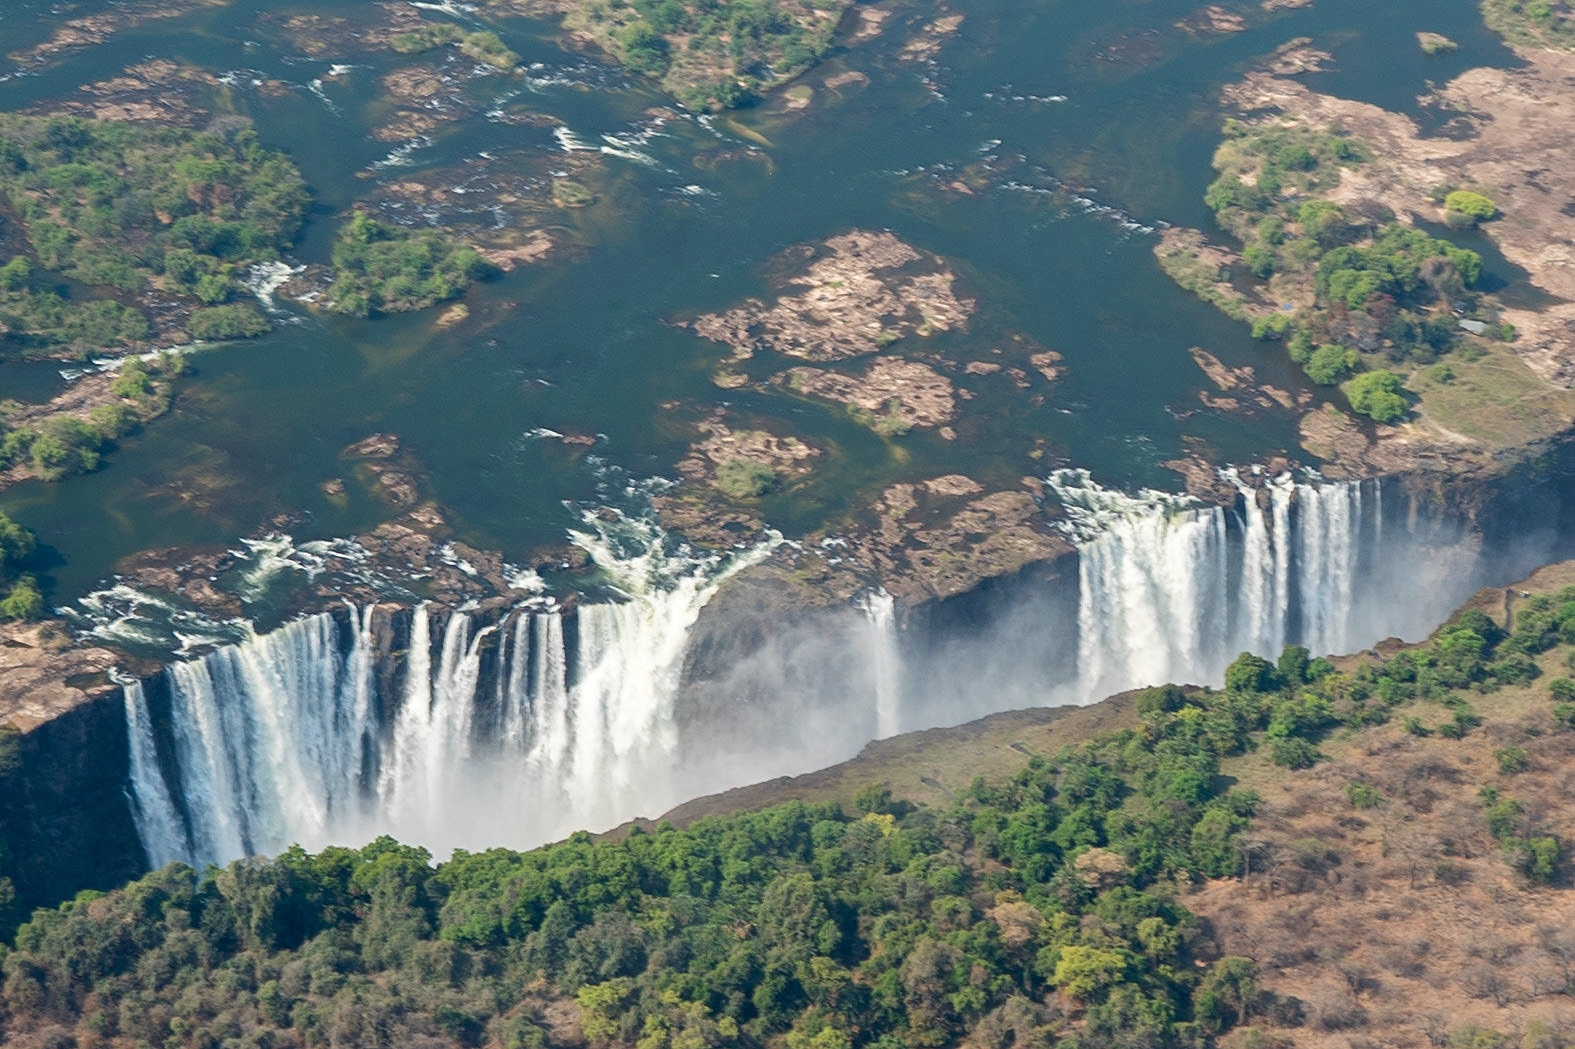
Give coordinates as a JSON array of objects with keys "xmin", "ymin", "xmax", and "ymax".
[{"xmin": 128, "ymin": 514, "xmax": 776, "ymax": 870}]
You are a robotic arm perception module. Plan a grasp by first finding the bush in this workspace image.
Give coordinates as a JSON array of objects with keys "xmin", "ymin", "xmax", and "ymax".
[
  {"xmin": 459, "ymin": 31, "xmax": 519, "ymax": 69},
  {"xmin": 111, "ymin": 358, "xmax": 152, "ymax": 398},
  {"xmin": 1444, "ymin": 190, "xmax": 1497, "ymax": 221},
  {"xmin": 390, "ymin": 22, "xmax": 462, "ymax": 54},
  {"xmin": 328, "ymin": 213, "xmax": 492, "ymax": 315},
  {"xmin": 1269, "ymin": 737, "xmax": 1320, "ymax": 769},
  {"xmin": 1504, "ymin": 836, "xmax": 1560, "ymax": 884},
  {"xmin": 1494, "ymin": 746, "xmax": 1529, "ymax": 775},
  {"xmin": 1243, "ymin": 246, "xmax": 1276, "ymax": 279},
  {"xmin": 1250, "ymin": 313, "xmax": 1290, "ymax": 340},
  {"xmin": 1346, "ymin": 369, "xmax": 1407, "ymax": 423},
  {"xmin": 1345, "ymin": 783, "xmax": 1383, "ymax": 809},
  {"xmin": 1225, "ymin": 652, "xmax": 1280, "ymax": 694},
  {"xmin": 1304, "ymin": 344, "xmax": 1357, "ymax": 386},
  {"xmin": 0, "ymin": 114, "xmax": 306, "ymax": 357},
  {"xmin": 187, "ymin": 303, "xmax": 269, "ymax": 340},
  {"xmin": 619, "ymin": 24, "xmax": 671, "ymax": 76},
  {"xmin": 29, "ymin": 416, "xmax": 104, "ymax": 480},
  {"xmin": 0, "ymin": 512, "xmax": 37, "ymax": 573},
  {"xmin": 0, "ymin": 576, "xmax": 42, "ymax": 620}
]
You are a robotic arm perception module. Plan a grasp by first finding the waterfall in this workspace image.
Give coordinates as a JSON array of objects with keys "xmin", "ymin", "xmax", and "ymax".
[
  {"xmin": 124, "ymin": 681, "xmax": 192, "ymax": 869},
  {"xmin": 124, "ymin": 471, "xmax": 1488, "ymax": 873},
  {"xmin": 126, "ymin": 515, "xmax": 774, "ymax": 870},
  {"xmin": 860, "ymin": 590, "xmax": 901, "ymax": 738},
  {"xmin": 1048, "ymin": 469, "xmax": 1472, "ymax": 702}
]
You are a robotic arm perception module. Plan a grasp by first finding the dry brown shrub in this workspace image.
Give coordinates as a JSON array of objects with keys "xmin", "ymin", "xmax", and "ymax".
[
  {"xmin": 1305, "ymin": 980, "xmax": 1367, "ymax": 1031},
  {"xmin": 1377, "ymin": 942, "xmax": 1430, "ymax": 979},
  {"xmin": 1460, "ymin": 962, "xmax": 1516, "ymax": 1006}
]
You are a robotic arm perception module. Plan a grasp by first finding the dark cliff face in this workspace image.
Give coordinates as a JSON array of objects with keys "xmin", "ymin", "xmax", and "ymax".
[
  {"xmin": 0, "ymin": 690, "xmax": 145, "ymax": 921},
  {"xmin": 1392, "ymin": 442, "xmax": 1575, "ymax": 586}
]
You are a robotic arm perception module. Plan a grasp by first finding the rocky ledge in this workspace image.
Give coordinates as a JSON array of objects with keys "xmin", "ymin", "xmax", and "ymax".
[
  {"xmin": 663, "ymin": 229, "xmax": 1071, "ymax": 600},
  {"xmin": 688, "ymin": 230, "xmax": 975, "ymax": 362}
]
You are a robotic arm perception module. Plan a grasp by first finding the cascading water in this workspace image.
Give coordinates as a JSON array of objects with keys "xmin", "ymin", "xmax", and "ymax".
[
  {"xmin": 860, "ymin": 589, "xmax": 902, "ymax": 739},
  {"xmin": 1047, "ymin": 468, "xmax": 1478, "ymax": 703},
  {"xmin": 124, "ymin": 681, "xmax": 191, "ymax": 869},
  {"xmin": 124, "ymin": 469, "xmax": 1497, "ymax": 874},
  {"xmin": 127, "ymin": 512, "xmax": 774, "ymax": 870}
]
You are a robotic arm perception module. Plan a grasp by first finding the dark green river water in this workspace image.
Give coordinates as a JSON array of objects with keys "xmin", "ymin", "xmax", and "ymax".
[{"xmin": 0, "ymin": 0, "xmax": 1522, "ymax": 600}]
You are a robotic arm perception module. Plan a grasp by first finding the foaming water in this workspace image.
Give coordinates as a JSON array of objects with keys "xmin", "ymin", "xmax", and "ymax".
[
  {"xmin": 124, "ymin": 469, "xmax": 1509, "ymax": 872},
  {"xmin": 126, "ymin": 509, "xmax": 775, "ymax": 868},
  {"xmin": 1046, "ymin": 468, "xmax": 1478, "ymax": 699}
]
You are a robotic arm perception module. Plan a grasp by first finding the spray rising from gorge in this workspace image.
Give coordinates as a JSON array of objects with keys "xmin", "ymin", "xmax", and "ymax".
[{"xmin": 122, "ymin": 470, "xmax": 1505, "ymax": 871}]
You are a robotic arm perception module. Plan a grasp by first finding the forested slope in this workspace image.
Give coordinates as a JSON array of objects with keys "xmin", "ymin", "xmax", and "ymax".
[{"xmin": 6, "ymin": 568, "xmax": 1575, "ymax": 1048}]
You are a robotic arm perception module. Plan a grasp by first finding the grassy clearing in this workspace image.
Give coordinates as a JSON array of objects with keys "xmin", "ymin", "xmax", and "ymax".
[{"xmin": 1407, "ymin": 346, "xmax": 1575, "ymax": 449}]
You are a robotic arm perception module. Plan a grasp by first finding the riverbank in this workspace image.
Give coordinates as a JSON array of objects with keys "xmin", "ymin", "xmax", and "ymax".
[{"xmin": 1159, "ymin": 42, "xmax": 1575, "ymax": 480}]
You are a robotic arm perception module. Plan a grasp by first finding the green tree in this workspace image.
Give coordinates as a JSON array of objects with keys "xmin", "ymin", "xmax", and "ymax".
[
  {"xmin": 1050, "ymin": 945, "xmax": 1128, "ymax": 1002},
  {"xmin": 1225, "ymin": 653, "xmax": 1279, "ymax": 694},
  {"xmin": 1346, "ymin": 369, "xmax": 1407, "ymax": 423},
  {"xmin": 0, "ymin": 576, "xmax": 43, "ymax": 620},
  {"xmin": 1444, "ymin": 190, "xmax": 1497, "ymax": 221},
  {"xmin": 1304, "ymin": 344, "xmax": 1357, "ymax": 386},
  {"xmin": 0, "ymin": 512, "xmax": 37, "ymax": 572}
]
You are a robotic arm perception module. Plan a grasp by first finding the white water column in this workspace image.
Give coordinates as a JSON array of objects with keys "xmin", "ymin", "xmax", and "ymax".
[
  {"xmin": 125, "ymin": 514, "xmax": 773, "ymax": 871},
  {"xmin": 860, "ymin": 589, "xmax": 901, "ymax": 738},
  {"xmin": 1051, "ymin": 469, "xmax": 1374, "ymax": 701}
]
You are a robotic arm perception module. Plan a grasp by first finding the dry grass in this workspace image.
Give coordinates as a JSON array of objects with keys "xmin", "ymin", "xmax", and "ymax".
[
  {"xmin": 1408, "ymin": 347, "xmax": 1575, "ymax": 452},
  {"xmin": 1191, "ymin": 637, "xmax": 1575, "ymax": 1047},
  {"xmin": 637, "ymin": 561, "xmax": 1575, "ymax": 1045}
]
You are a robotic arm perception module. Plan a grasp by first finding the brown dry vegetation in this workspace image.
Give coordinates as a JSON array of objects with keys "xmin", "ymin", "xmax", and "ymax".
[
  {"xmin": 648, "ymin": 561, "xmax": 1575, "ymax": 1046},
  {"xmin": 1193, "ymin": 705, "xmax": 1575, "ymax": 1044}
]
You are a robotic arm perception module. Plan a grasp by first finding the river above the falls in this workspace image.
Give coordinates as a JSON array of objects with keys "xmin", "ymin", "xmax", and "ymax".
[{"xmin": 0, "ymin": 0, "xmax": 1526, "ymax": 602}]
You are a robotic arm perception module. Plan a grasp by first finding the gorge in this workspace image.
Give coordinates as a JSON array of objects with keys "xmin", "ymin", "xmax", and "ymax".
[{"xmin": 109, "ymin": 465, "xmax": 1560, "ymax": 874}]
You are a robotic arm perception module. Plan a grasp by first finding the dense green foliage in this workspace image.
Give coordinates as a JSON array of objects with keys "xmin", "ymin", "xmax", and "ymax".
[
  {"xmin": 1444, "ymin": 189, "xmax": 1497, "ymax": 223},
  {"xmin": 561, "ymin": 0, "xmax": 844, "ymax": 110},
  {"xmin": 1345, "ymin": 368, "xmax": 1407, "ymax": 423},
  {"xmin": 1221, "ymin": 591, "xmax": 1575, "ymax": 758},
  {"xmin": 1199, "ymin": 121, "xmax": 1493, "ymax": 422},
  {"xmin": 459, "ymin": 30, "xmax": 521, "ymax": 69},
  {"xmin": 0, "ymin": 354, "xmax": 182, "ymax": 482},
  {"xmin": 0, "ymin": 682, "xmax": 1279, "ymax": 1048},
  {"xmin": 327, "ymin": 213, "xmax": 492, "ymax": 317},
  {"xmin": 391, "ymin": 22, "xmax": 464, "ymax": 54},
  {"xmin": 0, "ymin": 115, "xmax": 307, "ymax": 357},
  {"xmin": 0, "ymin": 255, "xmax": 150, "ymax": 354},
  {"xmin": 0, "ymin": 512, "xmax": 40, "ymax": 622},
  {"xmin": 385, "ymin": 20, "xmax": 519, "ymax": 67},
  {"xmin": 1481, "ymin": 0, "xmax": 1575, "ymax": 51},
  {"xmin": 5, "ymin": 586, "xmax": 1574, "ymax": 1045},
  {"xmin": 188, "ymin": 303, "xmax": 270, "ymax": 341}
]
